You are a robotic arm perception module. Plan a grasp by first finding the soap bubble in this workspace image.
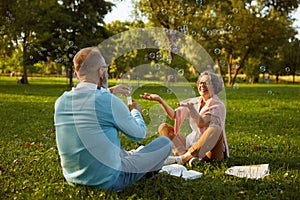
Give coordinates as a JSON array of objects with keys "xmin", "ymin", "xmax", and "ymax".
[
  {"xmin": 214, "ymin": 48, "xmax": 221, "ymax": 55},
  {"xmin": 158, "ymin": 115, "xmax": 165, "ymax": 123},
  {"xmin": 154, "ymin": 40, "xmax": 161, "ymax": 47},
  {"xmin": 141, "ymin": 44, "xmax": 146, "ymax": 49},
  {"xmin": 149, "ymin": 52, "xmax": 156, "ymax": 59},
  {"xmin": 167, "ymin": 88, "xmax": 173, "ymax": 94},
  {"xmin": 154, "ymin": 63, "xmax": 161, "ymax": 70},
  {"xmin": 217, "ymin": 29, "xmax": 225, "ymax": 35},
  {"xmin": 196, "ymin": 0, "xmax": 203, "ymax": 6},
  {"xmin": 225, "ymin": 23, "xmax": 232, "ymax": 30},
  {"xmin": 170, "ymin": 45, "xmax": 179, "ymax": 54},
  {"xmin": 178, "ymin": 10, "xmax": 184, "ymax": 16},
  {"xmin": 232, "ymin": 8, "xmax": 239, "ymax": 14},
  {"xmin": 156, "ymin": 52, "xmax": 163, "ymax": 61},
  {"xmin": 166, "ymin": 55, "xmax": 172, "ymax": 64},
  {"xmin": 178, "ymin": 69, "xmax": 184, "ymax": 76},
  {"xmin": 161, "ymin": 8, "xmax": 168, "ymax": 15},
  {"xmin": 194, "ymin": 11, "xmax": 200, "ymax": 17},
  {"xmin": 220, "ymin": 60, "xmax": 226, "ymax": 66},
  {"xmin": 285, "ymin": 67, "xmax": 290, "ymax": 72},
  {"xmin": 259, "ymin": 66, "xmax": 267, "ymax": 73},
  {"xmin": 146, "ymin": 13, "xmax": 152, "ymax": 19},
  {"xmin": 206, "ymin": 30, "xmax": 212, "ymax": 36}
]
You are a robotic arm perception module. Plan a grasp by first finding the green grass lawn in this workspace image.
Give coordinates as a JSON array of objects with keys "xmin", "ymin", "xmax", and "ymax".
[{"xmin": 0, "ymin": 76, "xmax": 299, "ymax": 199}]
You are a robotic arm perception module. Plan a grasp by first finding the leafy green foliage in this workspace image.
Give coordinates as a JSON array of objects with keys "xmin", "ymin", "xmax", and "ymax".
[
  {"xmin": 0, "ymin": 0, "xmax": 113, "ymax": 83},
  {"xmin": 0, "ymin": 77, "xmax": 299, "ymax": 199},
  {"xmin": 134, "ymin": 0, "xmax": 299, "ymax": 86}
]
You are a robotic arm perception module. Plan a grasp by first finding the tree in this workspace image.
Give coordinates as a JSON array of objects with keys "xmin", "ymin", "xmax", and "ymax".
[
  {"xmin": 105, "ymin": 20, "xmax": 145, "ymax": 35},
  {"xmin": 244, "ymin": 57, "xmax": 262, "ymax": 84},
  {"xmin": 104, "ymin": 20, "xmax": 146, "ymax": 78},
  {"xmin": 281, "ymin": 38, "xmax": 300, "ymax": 83},
  {"xmin": 32, "ymin": 0, "xmax": 113, "ymax": 86},
  {"xmin": 133, "ymin": 0, "xmax": 299, "ymax": 85},
  {"xmin": 227, "ymin": 0, "xmax": 297, "ymax": 85},
  {"xmin": 0, "ymin": 0, "xmax": 42, "ymax": 83},
  {"xmin": 0, "ymin": 33, "xmax": 14, "ymax": 74},
  {"xmin": 0, "ymin": 0, "xmax": 113, "ymax": 85}
]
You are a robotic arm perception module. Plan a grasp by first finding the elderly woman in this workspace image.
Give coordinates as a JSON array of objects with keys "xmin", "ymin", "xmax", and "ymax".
[{"xmin": 141, "ymin": 71, "xmax": 229, "ymax": 165}]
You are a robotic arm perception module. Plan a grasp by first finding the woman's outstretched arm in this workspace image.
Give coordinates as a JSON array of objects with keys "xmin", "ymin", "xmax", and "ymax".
[{"xmin": 140, "ymin": 93, "xmax": 176, "ymax": 120}]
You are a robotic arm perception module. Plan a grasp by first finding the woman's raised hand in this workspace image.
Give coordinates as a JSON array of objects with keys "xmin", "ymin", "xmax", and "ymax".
[{"xmin": 140, "ymin": 93, "xmax": 161, "ymax": 102}]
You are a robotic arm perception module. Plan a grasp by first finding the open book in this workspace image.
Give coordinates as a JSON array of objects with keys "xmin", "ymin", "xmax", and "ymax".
[{"xmin": 160, "ymin": 164, "xmax": 203, "ymax": 180}]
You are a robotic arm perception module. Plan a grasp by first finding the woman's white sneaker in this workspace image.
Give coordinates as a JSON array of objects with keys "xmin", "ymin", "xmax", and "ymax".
[{"xmin": 164, "ymin": 156, "xmax": 182, "ymax": 165}]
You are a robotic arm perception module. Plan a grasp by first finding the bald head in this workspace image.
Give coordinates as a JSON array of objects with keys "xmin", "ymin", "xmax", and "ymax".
[{"xmin": 73, "ymin": 47, "xmax": 106, "ymax": 84}]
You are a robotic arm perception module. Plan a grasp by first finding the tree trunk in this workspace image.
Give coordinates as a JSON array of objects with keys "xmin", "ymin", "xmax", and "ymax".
[
  {"xmin": 22, "ymin": 35, "xmax": 29, "ymax": 84},
  {"xmin": 216, "ymin": 58, "xmax": 225, "ymax": 86},
  {"xmin": 22, "ymin": 65, "xmax": 28, "ymax": 84},
  {"xmin": 227, "ymin": 53, "xmax": 233, "ymax": 86},
  {"xmin": 292, "ymin": 72, "xmax": 295, "ymax": 84},
  {"xmin": 69, "ymin": 65, "xmax": 73, "ymax": 87},
  {"xmin": 231, "ymin": 49, "xmax": 250, "ymax": 86}
]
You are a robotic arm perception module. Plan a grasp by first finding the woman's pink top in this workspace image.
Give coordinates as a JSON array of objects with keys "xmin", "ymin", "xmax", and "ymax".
[{"xmin": 174, "ymin": 95, "xmax": 229, "ymax": 157}]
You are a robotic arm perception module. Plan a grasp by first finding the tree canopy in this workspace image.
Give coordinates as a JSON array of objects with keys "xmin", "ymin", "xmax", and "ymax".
[
  {"xmin": 134, "ymin": 0, "xmax": 299, "ymax": 85},
  {"xmin": 0, "ymin": 0, "xmax": 113, "ymax": 84}
]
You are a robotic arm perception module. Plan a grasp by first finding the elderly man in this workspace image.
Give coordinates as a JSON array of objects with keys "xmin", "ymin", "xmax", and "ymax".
[{"xmin": 54, "ymin": 47, "xmax": 172, "ymax": 191}]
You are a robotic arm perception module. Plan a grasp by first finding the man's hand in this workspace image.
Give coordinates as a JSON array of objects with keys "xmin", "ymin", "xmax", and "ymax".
[
  {"xmin": 110, "ymin": 84, "xmax": 130, "ymax": 96},
  {"xmin": 128, "ymin": 102, "xmax": 142, "ymax": 113}
]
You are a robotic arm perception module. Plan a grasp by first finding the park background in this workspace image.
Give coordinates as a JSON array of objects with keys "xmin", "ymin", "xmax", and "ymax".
[
  {"xmin": 1, "ymin": 0, "xmax": 300, "ymax": 85},
  {"xmin": 1, "ymin": 0, "xmax": 300, "ymax": 199}
]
